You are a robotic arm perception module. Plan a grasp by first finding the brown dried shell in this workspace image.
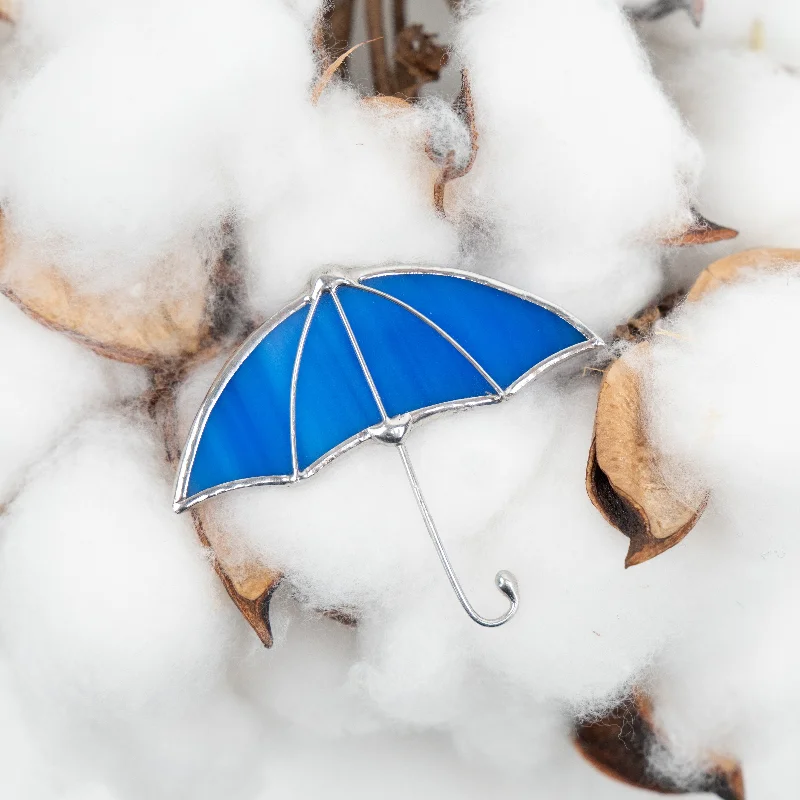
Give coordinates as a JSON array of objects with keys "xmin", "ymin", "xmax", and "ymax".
[
  {"xmin": 687, "ymin": 247, "xmax": 800, "ymax": 301},
  {"xmin": 192, "ymin": 505, "xmax": 282, "ymax": 648},
  {"xmin": 587, "ymin": 352, "xmax": 707, "ymax": 567},
  {"xmin": 589, "ymin": 247, "xmax": 800, "ymax": 566},
  {"xmin": 661, "ymin": 209, "xmax": 738, "ymax": 248},
  {"xmin": 0, "ymin": 214, "xmax": 222, "ymax": 367},
  {"xmin": 575, "ymin": 690, "xmax": 744, "ymax": 799}
]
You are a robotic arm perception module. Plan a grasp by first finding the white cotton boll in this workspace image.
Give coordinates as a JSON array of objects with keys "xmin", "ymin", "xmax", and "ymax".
[
  {"xmin": 0, "ymin": 298, "xmax": 145, "ymax": 503},
  {"xmin": 508, "ymin": 244, "xmax": 664, "ymax": 337},
  {"xmin": 451, "ymin": 0, "xmax": 700, "ymax": 325},
  {"xmin": 256, "ymin": 725, "xmax": 677, "ymax": 800},
  {"xmin": 235, "ymin": 588, "xmax": 381, "ymax": 737},
  {"xmin": 279, "ymin": 0, "xmax": 323, "ymax": 26},
  {"xmin": 651, "ymin": 45, "xmax": 800, "ymax": 290},
  {"xmin": 0, "ymin": 658, "xmax": 56, "ymax": 800},
  {"xmin": 236, "ymin": 88, "xmax": 458, "ymax": 313},
  {"xmin": 631, "ymin": 270, "xmax": 800, "ymax": 792},
  {"xmin": 0, "ymin": 409, "xmax": 239, "ymax": 717},
  {"xmin": 11, "ymin": 1, "xmax": 138, "ymax": 56},
  {"xmin": 643, "ymin": 268, "xmax": 800, "ymax": 498},
  {"xmin": 0, "ymin": 0, "xmax": 313, "ymax": 292},
  {"xmin": 639, "ymin": 500, "xmax": 800, "ymax": 797},
  {"xmin": 641, "ymin": 0, "xmax": 800, "ymax": 69}
]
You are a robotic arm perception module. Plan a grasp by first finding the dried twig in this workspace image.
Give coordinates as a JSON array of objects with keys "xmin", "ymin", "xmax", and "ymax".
[
  {"xmin": 394, "ymin": 25, "xmax": 449, "ymax": 98},
  {"xmin": 393, "ymin": 0, "xmax": 406, "ymax": 36},
  {"xmin": 613, "ymin": 291, "xmax": 683, "ymax": 344},
  {"xmin": 366, "ymin": 0, "xmax": 396, "ymax": 95}
]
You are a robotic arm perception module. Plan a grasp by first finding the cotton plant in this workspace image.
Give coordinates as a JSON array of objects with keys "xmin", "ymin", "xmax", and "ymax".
[{"xmin": 0, "ymin": 1, "xmax": 797, "ymax": 799}]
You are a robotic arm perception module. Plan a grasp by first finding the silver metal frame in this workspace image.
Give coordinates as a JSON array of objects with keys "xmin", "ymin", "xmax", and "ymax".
[{"xmin": 173, "ymin": 265, "xmax": 605, "ymax": 627}]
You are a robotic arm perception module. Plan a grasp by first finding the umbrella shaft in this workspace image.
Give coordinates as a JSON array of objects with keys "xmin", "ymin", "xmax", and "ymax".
[{"xmin": 395, "ymin": 442, "xmax": 518, "ymax": 628}]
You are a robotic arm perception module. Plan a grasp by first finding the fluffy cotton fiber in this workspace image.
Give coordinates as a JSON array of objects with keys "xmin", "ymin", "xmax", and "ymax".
[
  {"xmin": 450, "ymin": 0, "xmax": 701, "ymax": 333},
  {"xmin": 0, "ymin": 0, "xmax": 313, "ymax": 292},
  {"xmin": 0, "ymin": 299, "xmax": 144, "ymax": 503}
]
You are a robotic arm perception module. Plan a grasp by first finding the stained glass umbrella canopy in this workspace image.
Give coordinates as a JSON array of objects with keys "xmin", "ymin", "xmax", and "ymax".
[{"xmin": 174, "ymin": 267, "xmax": 604, "ymax": 627}]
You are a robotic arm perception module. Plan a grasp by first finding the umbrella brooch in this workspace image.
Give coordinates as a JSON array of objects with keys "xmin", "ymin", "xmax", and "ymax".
[{"xmin": 174, "ymin": 267, "xmax": 605, "ymax": 628}]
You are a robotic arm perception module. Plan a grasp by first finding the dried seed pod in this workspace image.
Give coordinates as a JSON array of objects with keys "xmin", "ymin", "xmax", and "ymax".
[
  {"xmin": 589, "ymin": 248, "xmax": 800, "ymax": 566},
  {"xmin": 687, "ymin": 247, "xmax": 800, "ymax": 301},
  {"xmin": 661, "ymin": 209, "xmax": 738, "ymax": 247},
  {"xmin": 191, "ymin": 505, "xmax": 282, "ymax": 647},
  {"xmin": 575, "ymin": 690, "xmax": 744, "ymax": 799},
  {"xmin": 587, "ymin": 351, "xmax": 707, "ymax": 567},
  {"xmin": 0, "ymin": 214, "xmax": 226, "ymax": 367}
]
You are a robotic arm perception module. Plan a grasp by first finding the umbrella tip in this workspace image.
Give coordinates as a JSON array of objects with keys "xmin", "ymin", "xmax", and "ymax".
[{"xmin": 310, "ymin": 272, "xmax": 348, "ymax": 300}]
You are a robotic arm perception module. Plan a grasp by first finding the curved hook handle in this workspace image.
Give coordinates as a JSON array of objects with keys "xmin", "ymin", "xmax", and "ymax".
[{"xmin": 396, "ymin": 443, "xmax": 519, "ymax": 628}]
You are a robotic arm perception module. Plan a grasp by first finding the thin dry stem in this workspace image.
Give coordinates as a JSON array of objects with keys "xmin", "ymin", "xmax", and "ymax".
[
  {"xmin": 393, "ymin": 0, "xmax": 406, "ymax": 36},
  {"xmin": 366, "ymin": 0, "xmax": 396, "ymax": 95}
]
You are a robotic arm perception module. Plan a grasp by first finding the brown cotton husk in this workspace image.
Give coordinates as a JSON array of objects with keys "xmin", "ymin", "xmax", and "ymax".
[
  {"xmin": 191, "ymin": 504, "xmax": 282, "ymax": 648},
  {"xmin": 587, "ymin": 351, "xmax": 707, "ymax": 567},
  {"xmin": 150, "ymin": 371, "xmax": 282, "ymax": 648},
  {"xmin": 575, "ymin": 690, "xmax": 744, "ymax": 799},
  {"xmin": 661, "ymin": 208, "xmax": 738, "ymax": 247},
  {"xmin": 588, "ymin": 247, "xmax": 800, "ymax": 567},
  {"xmin": 0, "ymin": 214, "xmax": 226, "ymax": 367},
  {"xmin": 687, "ymin": 247, "xmax": 800, "ymax": 301}
]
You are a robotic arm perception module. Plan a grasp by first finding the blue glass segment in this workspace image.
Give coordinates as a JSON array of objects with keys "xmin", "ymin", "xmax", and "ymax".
[
  {"xmin": 187, "ymin": 305, "xmax": 309, "ymax": 497},
  {"xmin": 183, "ymin": 270, "xmax": 594, "ymax": 503},
  {"xmin": 337, "ymin": 286, "xmax": 494, "ymax": 418},
  {"xmin": 362, "ymin": 273, "xmax": 587, "ymax": 390},
  {"xmin": 295, "ymin": 293, "xmax": 382, "ymax": 471}
]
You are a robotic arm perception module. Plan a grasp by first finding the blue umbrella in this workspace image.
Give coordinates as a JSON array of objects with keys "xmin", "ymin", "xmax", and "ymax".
[{"xmin": 174, "ymin": 267, "xmax": 604, "ymax": 627}]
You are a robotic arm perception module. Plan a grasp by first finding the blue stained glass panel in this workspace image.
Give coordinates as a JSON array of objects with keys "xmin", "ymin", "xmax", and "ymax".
[
  {"xmin": 294, "ymin": 293, "xmax": 382, "ymax": 471},
  {"xmin": 337, "ymin": 286, "xmax": 494, "ymax": 418},
  {"xmin": 187, "ymin": 305, "xmax": 309, "ymax": 497},
  {"xmin": 362, "ymin": 273, "xmax": 587, "ymax": 390}
]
